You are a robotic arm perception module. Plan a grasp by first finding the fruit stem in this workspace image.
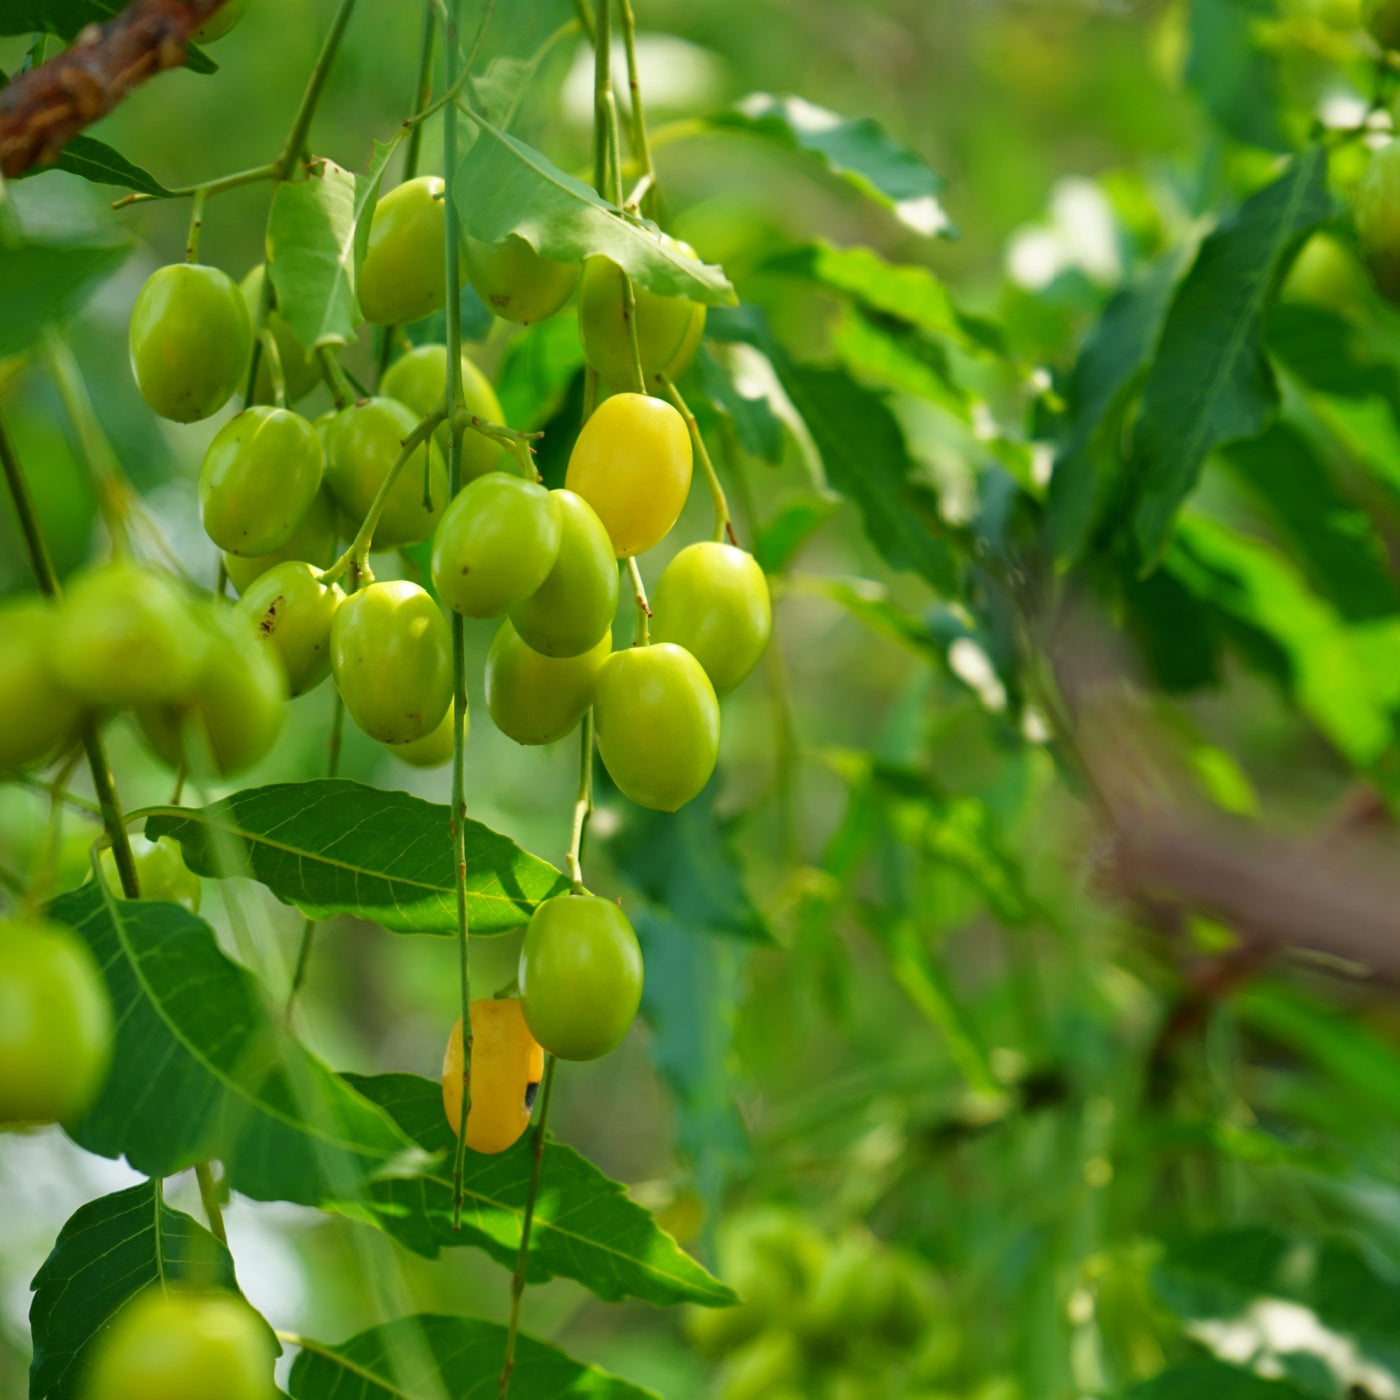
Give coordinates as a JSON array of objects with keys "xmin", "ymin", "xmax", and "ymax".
[
  {"xmin": 617, "ymin": 0, "xmax": 656, "ymax": 219},
  {"xmin": 259, "ymin": 328, "xmax": 288, "ymax": 409},
  {"xmin": 659, "ymin": 373, "xmax": 736, "ymax": 545},
  {"xmin": 497, "ymin": 1054, "xmax": 558, "ymax": 1400},
  {"xmin": 319, "ymin": 410, "xmax": 446, "ymax": 586},
  {"xmin": 317, "ymin": 346, "xmax": 355, "ymax": 410},
  {"xmin": 627, "ymin": 555, "xmax": 651, "ymax": 645},
  {"xmin": 184, "ymin": 186, "xmax": 207, "ymax": 262},
  {"xmin": 0, "ymin": 414, "xmax": 142, "ymax": 899},
  {"xmin": 195, "ymin": 1161, "xmax": 228, "ymax": 1244},
  {"xmin": 443, "ymin": 0, "xmax": 475, "ymax": 1232},
  {"xmin": 565, "ymin": 710, "xmax": 595, "ymax": 893},
  {"xmin": 8, "ymin": 770, "xmax": 105, "ymax": 820},
  {"xmin": 274, "ymin": 0, "xmax": 361, "ymax": 183}
]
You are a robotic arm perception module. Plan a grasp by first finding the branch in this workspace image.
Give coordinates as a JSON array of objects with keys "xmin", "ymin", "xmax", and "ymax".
[{"xmin": 0, "ymin": 0, "xmax": 232, "ymax": 179}]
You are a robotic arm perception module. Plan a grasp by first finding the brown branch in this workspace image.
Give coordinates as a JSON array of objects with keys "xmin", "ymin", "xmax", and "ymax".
[{"xmin": 0, "ymin": 0, "xmax": 231, "ymax": 179}]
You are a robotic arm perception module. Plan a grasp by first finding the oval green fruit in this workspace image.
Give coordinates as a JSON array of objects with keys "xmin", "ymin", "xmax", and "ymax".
[
  {"xmin": 565, "ymin": 391, "xmax": 693, "ymax": 557},
  {"xmin": 430, "ymin": 474, "xmax": 562, "ymax": 619},
  {"xmin": 593, "ymin": 642, "xmax": 718, "ymax": 811},
  {"xmin": 508, "ymin": 490, "xmax": 619, "ymax": 658},
  {"xmin": 652, "ymin": 542, "xmax": 771, "ymax": 694},
  {"xmin": 51, "ymin": 562, "xmax": 207, "ymax": 708},
  {"xmin": 519, "ymin": 894, "xmax": 643, "ymax": 1060},
  {"xmin": 194, "ymin": 0, "xmax": 251, "ymax": 43},
  {"xmin": 485, "ymin": 621, "xmax": 608, "ymax": 745},
  {"xmin": 97, "ymin": 835, "xmax": 201, "ymax": 913},
  {"xmin": 129, "ymin": 263, "xmax": 251, "ymax": 423},
  {"xmin": 200, "ymin": 406, "xmax": 323, "ymax": 557},
  {"xmin": 382, "ymin": 705, "xmax": 462, "ymax": 768},
  {"xmin": 358, "ymin": 176, "xmax": 456, "ymax": 325},
  {"xmin": 83, "ymin": 1288, "xmax": 277, "ymax": 1400},
  {"xmin": 380, "ymin": 343, "xmax": 505, "ymax": 480},
  {"xmin": 136, "ymin": 606, "xmax": 286, "ymax": 777},
  {"xmin": 240, "ymin": 264, "xmax": 319, "ymax": 405},
  {"xmin": 331, "ymin": 580, "xmax": 452, "ymax": 743},
  {"xmin": 223, "ymin": 489, "xmax": 339, "ymax": 594},
  {"xmin": 236, "ymin": 560, "xmax": 343, "ymax": 696},
  {"xmin": 462, "ymin": 233, "xmax": 580, "ymax": 324},
  {"xmin": 578, "ymin": 248, "xmax": 703, "ymax": 388},
  {"xmin": 324, "ymin": 397, "xmax": 448, "ymax": 548},
  {"xmin": 0, "ymin": 597, "xmax": 82, "ymax": 769},
  {"xmin": 0, "ymin": 918, "xmax": 112, "ymax": 1126},
  {"xmin": 1355, "ymin": 141, "xmax": 1400, "ymax": 301}
]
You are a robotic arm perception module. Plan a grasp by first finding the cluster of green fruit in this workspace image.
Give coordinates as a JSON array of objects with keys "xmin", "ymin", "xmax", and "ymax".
[{"xmin": 686, "ymin": 1209, "xmax": 955, "ymax": 1400}]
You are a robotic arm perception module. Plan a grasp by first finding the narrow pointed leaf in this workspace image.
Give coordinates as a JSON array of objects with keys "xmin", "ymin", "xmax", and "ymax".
[
  {"xmin": 50, "ymin": 882, "xmax": 420, "ymax": 1205},
  {"xmin": 453, "ymin": 116, "xmax": 735, "ymax": 304},
  {"xmin": 342, "ymin": 1073, "xmax": 736, "ymax": 1308},
  {"xmin": 288, "ymin": 1314, "xmax": 660, "ymax": 1400},
  {"xmin": 21, "ymin": 135, "xmax": 173, "ymax": 197},
  {"xmin": 144, "ymin": 779, "xmax": 568, "ymax": 934},
  {"xmin": 29, "ymin": 1181, "xmax": 269, "ymax": 1400},
  {"xmin": 1131, "ymin": 147, "xmax": 1330, "ymax": 560},
  {"xmin": 712, "ymin": 93, "xmax": 954, "ymax": 238}
]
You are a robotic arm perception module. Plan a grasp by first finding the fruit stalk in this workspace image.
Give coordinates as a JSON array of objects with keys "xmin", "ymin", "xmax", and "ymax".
[
  {"xmin": 497, "ymin": 1054, "xmax": 558, "ymax": 1400},
  {"xmin": 565, "ymin": 711, "xmax": 596, "ymax": 893},
  {"xmin": 195, "ymin": 1160, "xmax": 228, "ymax": 1244},
  {"xmin": 617, "ymin": 0, "xmax": 656, "ymax": 218},
  {"xmin": 0, "ymin": 416, "xmax": 141, "ymax": 899},
  {"xmin": 660, "ymin": 373, "xmax": 735, "ymax": 544}
]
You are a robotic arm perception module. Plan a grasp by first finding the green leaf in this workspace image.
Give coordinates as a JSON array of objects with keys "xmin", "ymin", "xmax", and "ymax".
[
  {"xmin": 1167, "ymin": 516, "xmax": 1392, "ymax": 767},
  {"xmin": 20, "ymin": 134, "xmax": 173, "ymax": 197},
  {"xmin": 694, "ymin": 345, "xmax": 785, "ymax": 465},
  {"xmin": 1132, "ymin": 147, "xmax": 1331, "ymax": 561},
  {"xmin": 712, "ymin": 93, "xmax": 954, "ymax": 238},
  {"xmin": 143, "ymin": 779, "xmax": 568, "ymax": 935},
  {"xmin": 29, "ymin": 1182, "xmax": 270, "ymax": 1400},
  {"xmin": 342, "ymin": 1073, "xmax": 736, "ymax": 1308},
  {"xmin": 1154, "ymin": 1224, "xmax": 1400, "ymax": 1394},
  {"xmin": 754, "ymin": 494, "xmax": 838, "ymax": 573},
  {"xmin": 1187, "ymin": 0, "xmax": 1288, "ymax": 151},
  {"xmin": 828, "ymin": 306, "xmax": 969, "ymax": 420},
  {"xmin": 267, "ymin": 144, "xmax": 396, "ymax": 350},
  {"xmin": 495, "ymin": 308, "xmax": 584, "ymax": 431},
  {"xmin": 50, "ymin": 881, "xmax": 420, "ymax": 1205},
  {"xmin": 287, "ymin": 1314, "xmax": 661, "ymax": 1400},
  {"xmin": 0, "ymin": 235, "xmax": 129, "ymax": 356},
  {"xmin": 0, "ymin": 3, "xmax": 216, "ymax": 71},
  {"xmin": 1123, "ymin": 1363, "xmax": 1313, "ymax": 1399},
  {"xmin": 452, "ymin": 116, "xmax": 735, "ymax": 304}
]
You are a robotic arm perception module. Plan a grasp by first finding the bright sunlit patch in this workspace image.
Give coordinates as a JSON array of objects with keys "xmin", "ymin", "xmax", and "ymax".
[
  {"xmin": 1051, "ymin": 178, "xmax": 1121, "ymax": 286},
  {"xmin": 948, "ymin": 637, "xmax": 1007, "ymax": 712},
  {"xmin": 895, "ymin": 194, "xmax": 954, "ymax": 238},
  {"xmin": 1318, "ymin": 88, "xmax": 1369, "ymax": 129},
  {"xmin": 564, "ymin": 35, "xmax": 725, "ymax": 128},
  {"xmin": 739, "ymin": 92, "xmax": 843, "ymax": 133},
  {"xmin": 1007, "ymin": 227, "xmax": 1063, "ymax": 291}
]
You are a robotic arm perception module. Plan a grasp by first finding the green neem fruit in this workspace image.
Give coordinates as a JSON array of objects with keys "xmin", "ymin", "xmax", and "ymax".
[
  {"xmin": 324, "ymin": 397, "xmax": 448, "ymax": 548},
  {"xmin": 578, "ymin": 246, "xmax": 704, "ymax": 387},
  {"xmin": 509, "ymin": 489, "xmax": 619, "ymax": 658},
  {"xmin": 331, "ymin": 581, "xmax": 451, "ymax": 743},
  {"xmin": 430, "ymin": 475, "xmax": 562, "ymax": 619},
  {"xmin": 240, "ymin": 265, "xmax": 319, "ymax": 405},
  {"xmin": 195, "ymin": 0, "xmax": 251, "ymax": 43},
  {"xmin": 593, "ymin": 642, "xmax": 719, "ymax": 811},
  {"xmin": 652, "ymin": 541, "xmax": 771, "ymax": 694},
  {"xmin": 1355, "ymin": 141, "xmax": 1400, "ymax": 300},
  {"xmin": 83, "ymin": 1288, "xmax": 277, "ymax": 1400},
  {"xmin": 0, "ymin": 597, "xmax": 82, "ymax": 769},
  {"xmin": 0, "ymin": 918, "xmax": 112, "ymax": 1126},
  {"xmin": 462, "ymin": 233, "xmax": 580, "ymax": 324},
  {"xmin": 484, "ymin": 621, "xmax": 608, "ymax": 745},
  {"xmin": 380, "ymin": 343, "xmax": 506, "ymax": 480},
  {"xmin": 519, "ymin": 894, "xmax": 643, "ymax": 1060},
  {"xmin": 200, "ymin": 406, "xmax": 323, "ymax": 557},
  {"xmin": 223, "ymin": 489, "xmax": 339, "ymax": 595},
  {"xmin": 358, "ymin": 176, "xmax": 457, "ymax": 325},
  {"xmin": 97, "ymin": 835, "xmax": 201, "ymax": 913},
  {"xmin": 136, "ymin": 606, "xmax": 286, "ymax": 777},
  {"xmin": 383, "ymin": 705, "xmax": 462, "ymax": 768},
  {"xmin": 236, "ymin": 560, "xmax": 343, "ymax": 696},
  {"xmin": 51, "ymin": 562, "xmax": 207, "ymax": 708},
  {"xmin": 129, "ymin": 263, "xmax": 251, "ymax": 423}
]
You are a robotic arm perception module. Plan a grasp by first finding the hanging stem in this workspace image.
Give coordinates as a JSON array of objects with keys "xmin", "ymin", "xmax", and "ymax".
[
  {"xmin": 194, "ymin": 1161, "xmax": 228, "ymax": 1245},
  {"xmin": 184, "ymin": 186, "xmax": 207, "ymax": 262},
  {"xmin": 497, "ymin": 1055, "xmax": 558, "ymax": 1400},
  {"xmin": 565, "ymin": 712, "xmax": 595, "ymax": 893},
  {"xmin": 0, "ymin": 415, "xmax": 140, "ymax": 899},
  {"xmin": 275, "ymin": 0, "xmax": 361, "ymax": 182},
  {"xmin": 617, "ymin": 0, "xmax": 655, "ymax": 214},
  {"xmin": 659, "ymin": 373, "xmax": 735, "ymax": 544},
  {"xmin": 318, "ymin": 346, "xmax": 355, "ymax": 410},
  {"xmin": 627, "ymin": 556, "xmax": 651, "ymax": 646}
]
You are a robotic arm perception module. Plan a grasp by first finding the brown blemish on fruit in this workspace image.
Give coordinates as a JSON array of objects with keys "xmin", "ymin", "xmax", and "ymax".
[{"xmin": 259, "ymin": 594, "xmax": 285, "ymax": 636}]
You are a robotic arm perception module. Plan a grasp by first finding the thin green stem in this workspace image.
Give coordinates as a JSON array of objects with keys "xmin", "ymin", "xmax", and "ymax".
[
  {"xmin": 195, "ymin": 1161, "xmax": 228, "ymax": 1245},
  {"xmin": 443, "ymin": 0, "xmax": 475, "ymax": 1231},
  {"xmin": 275, "ymin": 0, "xmax": 361, "ymax": 182},
  {"xmin": 185, "ymin": 187, "xmax": 207, "ymax": 262},
  {"xmin": 0, "ymin": 415, "xmax": 140, "ymax": 897},
  {"xmin": 659, "ymin": 373, "xmax": 734, "ymax": 544},
  {"xmin": 617, "ymin": 0, "xmax": 655, "ymax": 217},
  {"xmin": 6, "ymin": 770, "xmax": 103, "ymax": 819},
  {"xmin": 565, "ymin": 712, "xmax": 595, "ymax": 893},
  {"xmin": 318, "ymin": 346, "xmax": 355, "ymax": 410},
  {"xmin": 498, "ymin": 1056, "xmax": 558, "ymax": 1400},
  {"xmin": 111, "ymin": 162, "xmax": 277, "ymax": 210},
  {"xmin": 627, "ymin": 556, "xmax": 651, "ymax": 646},
  {"xmin": 259, "ymin": 328, "xmax": 288, "ymax": 409}
]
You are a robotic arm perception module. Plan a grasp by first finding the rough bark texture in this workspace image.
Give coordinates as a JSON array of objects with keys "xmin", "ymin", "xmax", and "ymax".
[{"xmin": 0, "ymin": 0, "xmax": 232, "ymax": 178}]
